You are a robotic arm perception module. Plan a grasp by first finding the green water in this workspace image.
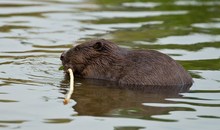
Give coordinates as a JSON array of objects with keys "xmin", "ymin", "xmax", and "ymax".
[{"xmin": 0, "ymin": 0, "xmax": 220, "ymax": 130}]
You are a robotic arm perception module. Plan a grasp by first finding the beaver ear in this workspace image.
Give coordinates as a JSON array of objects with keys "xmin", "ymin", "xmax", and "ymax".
[{"xmin": 93, "ymin": 41, "xmax": 104, "ymax": 51}]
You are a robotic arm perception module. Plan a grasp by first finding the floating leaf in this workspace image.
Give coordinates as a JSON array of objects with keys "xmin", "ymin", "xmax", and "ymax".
[{"xmin": 59, "ymin": 66, "xmax": 64, "ymax": 70}]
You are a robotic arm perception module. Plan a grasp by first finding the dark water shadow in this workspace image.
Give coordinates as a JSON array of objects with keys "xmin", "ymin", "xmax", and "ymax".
[{"xmin": 60, "ymin": 75, "xmax": 192, "ymax": 121}]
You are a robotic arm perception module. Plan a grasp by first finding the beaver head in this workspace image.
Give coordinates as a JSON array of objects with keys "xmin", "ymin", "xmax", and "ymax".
[{"xmin": 60, "ymin": 39, "xmax": 125, "ymax": 79}]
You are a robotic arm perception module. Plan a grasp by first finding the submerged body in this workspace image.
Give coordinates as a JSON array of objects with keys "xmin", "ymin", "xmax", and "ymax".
[{"xmin": 60, "ymin": 39, "xmax": 193, "ymax": 86}]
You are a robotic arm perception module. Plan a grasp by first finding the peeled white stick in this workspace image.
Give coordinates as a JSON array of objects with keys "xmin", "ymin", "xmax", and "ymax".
[{"xmin": 63, "ymin": 68, "xmax": 74, "ymax": 105}]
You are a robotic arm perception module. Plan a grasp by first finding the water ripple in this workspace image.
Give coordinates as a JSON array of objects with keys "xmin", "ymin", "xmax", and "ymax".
[
  {"xmin": 156, "ymin": 33, "xmax": 220, "ymax": 45},
  {"xmin": 122, "ymin": 2, "xmax": 161, "ymax": 8},
  {"xmin": 83, "ymin": 11, "xmax": 188, "ymax": 18}
]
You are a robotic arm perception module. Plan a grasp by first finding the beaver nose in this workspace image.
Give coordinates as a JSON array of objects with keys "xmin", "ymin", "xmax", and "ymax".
[{"xmin": 60, "ymin": 52, "xmax": 65, "ymax": 61}]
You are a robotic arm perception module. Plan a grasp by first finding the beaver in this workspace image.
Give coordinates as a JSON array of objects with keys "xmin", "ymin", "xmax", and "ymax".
[{"xmin": 60, "ymin": 39, "xmax": 193, "ymax": 86}]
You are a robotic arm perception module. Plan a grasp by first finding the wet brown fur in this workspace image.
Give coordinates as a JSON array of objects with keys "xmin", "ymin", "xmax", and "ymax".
[{"xmin": 61, "ymin": 39, "xmax": 193, "ymax": 86}]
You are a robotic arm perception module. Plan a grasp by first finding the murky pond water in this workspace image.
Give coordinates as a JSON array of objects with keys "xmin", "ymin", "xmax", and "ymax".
[{"xmin": 0, "ymin": 0, "xmax": 220, "ymax": 130}]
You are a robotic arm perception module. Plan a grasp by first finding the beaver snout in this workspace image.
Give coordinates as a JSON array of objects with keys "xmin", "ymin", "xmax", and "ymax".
[
  {"xmin": 60, "ymin": 51, "xmax": 66, "ymax": 61},
  {"xmin": 60, "ymin": 51, "xmax": 72, "ymax": 72}
]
